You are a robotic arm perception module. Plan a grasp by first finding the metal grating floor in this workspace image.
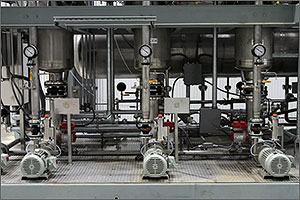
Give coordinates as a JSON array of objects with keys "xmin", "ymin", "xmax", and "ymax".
[{"xmin": 2, "ymin": 156, "xmax": 299, "ymax": 184}]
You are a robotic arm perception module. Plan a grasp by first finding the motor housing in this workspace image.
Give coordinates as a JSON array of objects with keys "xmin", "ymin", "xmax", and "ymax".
[
  {"xmin": 258, "ymin": 146, "xmax": 293, "ymax": 177},
  {"xmin": 20, "ymin": 148, "xmax": 57, "ymax": 178},
  {"xmin": 143, "ymin": 145, "xmax": 175, "ymax": 178}
]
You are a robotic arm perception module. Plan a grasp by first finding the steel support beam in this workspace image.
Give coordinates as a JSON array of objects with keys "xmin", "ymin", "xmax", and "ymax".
[
  {"xmin": 1, "ymin": 183, "xmax": 298, "ymax": 199},
  {"xmin": 1, "ymin": 5, "xmax": 298, "ymax": 28}
]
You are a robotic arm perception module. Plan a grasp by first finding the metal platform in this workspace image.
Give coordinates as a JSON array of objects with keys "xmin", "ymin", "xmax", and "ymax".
[
  {"xmin": 1, "ymin": 156, "xmax": 299, "ymax": 199},
  {"xmin": 2, "ymin": 156, "xmax": 299, "ymax": 184}
]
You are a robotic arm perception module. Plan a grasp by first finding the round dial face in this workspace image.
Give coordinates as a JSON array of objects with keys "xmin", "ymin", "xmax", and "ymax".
[
  {"xmin": 252, "ymin": 44, "xmax": 266, "ymax": 58},
  {"xmin": 139, "ymin": 44, "xmax": 152, "ymax": 58},
  {"xmin": 24, "ymin": 45, "xmax": 38, "ymax": 59}
]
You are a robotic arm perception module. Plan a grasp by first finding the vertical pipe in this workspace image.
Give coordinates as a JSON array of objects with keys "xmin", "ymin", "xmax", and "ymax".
[
  {"xmin": 297, "ymin": 5, "xmax": 300, "ymax": 148},
  {"xmin": 18, "ymin": 32, "xmax": 25, "ymax": 150},
  {"xmin": 252, "ymin": 1, "xmax": 263, "ymax": 121},
  {"xmin": 67, "ymin": 114, "xmax": 72, "ymax": 164},
  {"xmin": 212, "ymin": 27, "xmax": 217, "ymax": 109},
  {"xmin": 141, "ymin": 1, "xmax": 151, "ymax": 120},
  {"xmin": 107, "ymin": 28, "xmax": 114, "ymax": 117},
  {"xmin": 186, "ymin": 85, "xmax": 190, "ymax": 98},
  {"xmin": 29, "ymin": 27, "xmax": 40, "ymax": 121},
  {"xmin": 0, "ymin": 18, "xmax": 2, "ymax": 155},
  {"xmin": 142, "ymin": 63, "xmax": 150, "ymax": 120},
  {"xmin": 165, "ymin": 69, "xmax": 169, "ymax": 97},
  {"xmin": 174, "ymin": 113, "xmax": 179, "ymax": 162},
  {"xmin": 81, "ymin": 34, "xmax": 85, "ymax": 105},
  {"xmin": 253, "ymin": 24, "xmax": 262, "ymax": 120}
]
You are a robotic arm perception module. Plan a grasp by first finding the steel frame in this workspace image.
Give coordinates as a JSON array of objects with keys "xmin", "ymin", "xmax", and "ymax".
[
  {"xmin": 1, "ymin": 4, "xmax": 299, "ymax": 200},
  {"xmin": 1, "ymin": 183, "xmax": 299, "ymax": 199},
  {"xmin": 1, "ymin": 5, "xmax": 299, "ymax": 28}
]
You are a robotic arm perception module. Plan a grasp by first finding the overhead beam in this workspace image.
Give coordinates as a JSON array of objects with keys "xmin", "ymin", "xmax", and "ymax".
[{"xmin": 1, "ymin": 5, "xmax": 298, "ymax": 28}]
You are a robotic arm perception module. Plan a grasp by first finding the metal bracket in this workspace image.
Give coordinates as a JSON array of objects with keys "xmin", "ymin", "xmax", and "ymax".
[{"xmin": 53, "ymin": 16, "xmax": 157, "ymax": 28}]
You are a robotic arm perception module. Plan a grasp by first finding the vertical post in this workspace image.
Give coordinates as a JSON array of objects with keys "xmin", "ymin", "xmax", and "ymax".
[
  {"xmin": 174, "ymin": 113, "xmax": 179, "ymax": 162},
  {"xmin": 186, "ymin": 85, "xmax": 190, "ymax": 98},
  {"xmin": 165, "ymin": 69, "xmax": 169, "ymax": 97},
  {"xmin": 107, "ymin": 28, "xmax": 114, "ymax": 118},
  {"xmin": 0, "ymin": 15, "xmax": 2, "ymax": 156},
  {"xmin": 67, "ymin": 114, "xmax": 72, "ymax": 164},
  {"xmin": 297, "ymin": 5, "xmax": 300, "ymax": 152},
  {"xmin": 212, "ymin": 27, "xmax": 217, "ymax": 109}
]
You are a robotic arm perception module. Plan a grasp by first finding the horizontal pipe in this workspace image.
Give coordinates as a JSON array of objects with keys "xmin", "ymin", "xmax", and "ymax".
[
  {"xmin": 179, "ymin": 150, "xmax": 250, "ymax": 156},
  {"xmin": 74, "ymin": 124, "xmax": 139, "ymax": 133},
  {"xmin": 7, "ymin": 138, "xmax": 21, "ymax": 149},
  {"xmin": 72, "ymin": 151, "xmax": 140, "ymax": 156},
  {"xmin": 76, "ymin": 132, "xmax": 141, "ymax": 138}
]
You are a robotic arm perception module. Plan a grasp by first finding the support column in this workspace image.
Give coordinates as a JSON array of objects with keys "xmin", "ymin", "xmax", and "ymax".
[
  {"xmin": 67, "ymin": 114, "xmax": 72, "ymax": 164},
  {"xmin": 212, "ymin": 27, "xmax": 218, "ymax": 109},
  {"xmin": 297, "ymin": 5, "xmax": 300, "ymax": 151},
  {"xmin": 107, "ymin": 28, "xmax": 114, "ymax": 118}
]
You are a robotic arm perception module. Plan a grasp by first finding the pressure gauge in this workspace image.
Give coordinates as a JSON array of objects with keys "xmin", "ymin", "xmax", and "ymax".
[
  {"xmin": 139, "ymin": 44, "xmax": 152, "ymax": 58},
  {"xmin": 251, "ymin": 43, "xmax": 266, "ymax": 58},
  {"xmin": 24, "ymin": 45, "xmax": 38, "ymax": 59}
]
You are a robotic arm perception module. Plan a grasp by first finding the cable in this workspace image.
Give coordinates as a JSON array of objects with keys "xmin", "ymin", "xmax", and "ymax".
[
  {"xmin": 6, "ymin": 67, "xmax": 32, "ymax": 119},
  {"xmin": 171, "ymin": 76, "xmax": 183, "ymax": 98},
  {"xmin": 76, "ymin": 107, "xmax": 96, "ymax": 127},
  {"xmin": 249, "ymin": 140, "xmax": 281, "ymax": 156},
  {"xmin": 204, "ymin": 80, "xmax": 241, "ymax": 97},
  {"xmin": 179, "ymin": 127, "xmax": 194, "ymax": 148},
  {"xmin": 56, "ymin": 145, "xmax": 62, "ymax": 157},
  {"xmin": 114, "ymin": 36, "xmax": 133, "ymax": 74},
  {"xmin": 121, "ymin": 33, "xmax": 134, "ymax": 49}
]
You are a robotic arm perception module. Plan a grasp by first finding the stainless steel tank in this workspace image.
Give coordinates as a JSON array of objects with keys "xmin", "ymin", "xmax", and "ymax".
[
  {"xmin": 37, "ymin": 28, "xmax": 73, "ymax": 72},
  {"xmin": 134, "ymin": 28, "xmax": 171, "ymax": 71},
  {"xmin": 235, "ymin": 28, "xmax": 273, "ymax": 71},
  {"xmin": 73, "ymin": 29, "xmax": 297, "ymax": 78}
]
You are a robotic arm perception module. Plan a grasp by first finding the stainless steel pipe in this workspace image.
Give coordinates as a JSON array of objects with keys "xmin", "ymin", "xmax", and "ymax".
[
  {"xmin": 107, "ymin": 28, "xmax": 115, "ymax": 118},
  {"xmin": 29, "ymin": 27, "xmax": 40, "ymax": 122},
  {"xmin": 212, "ymin": 27, "xmax": 218, "ymax": 109}
]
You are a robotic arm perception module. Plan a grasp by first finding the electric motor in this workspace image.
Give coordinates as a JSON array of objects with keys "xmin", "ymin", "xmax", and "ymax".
[
  {"xmin": 258, "ymin": 146, "xmax": 292, "ymax": 177},
  {"xmin": 143, "ymin": 145, "xmax": 175, "ymax": 178},
  {"xmin": 20, "ymin": 148, "xmax": 57, "ymax": 178}
]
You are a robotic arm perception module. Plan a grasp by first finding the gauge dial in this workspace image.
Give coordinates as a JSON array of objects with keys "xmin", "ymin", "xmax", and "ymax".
[
  {"xmin": 24, "ymin": 45, "xmax": 38, "ymax": 59},
  {"xmin": 251, "ymin": 43, "xmax": 266, "ymax": 58},
  {"xmin": 139, "ymin": 44, "xmax": 152, "ymax": 58}
]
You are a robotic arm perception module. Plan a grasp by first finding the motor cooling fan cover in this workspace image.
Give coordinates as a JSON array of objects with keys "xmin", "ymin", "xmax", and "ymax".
[
  {"xmin": 265, "ymin": 154, "xmax": 291, "ymax": 177},
  {"xmin": 20, "ymin": 154, "xmax": 46, "ymax": 178},
  {"xmin": 143, "ymin": 154, "xmax": 168, "ymax": 178}
]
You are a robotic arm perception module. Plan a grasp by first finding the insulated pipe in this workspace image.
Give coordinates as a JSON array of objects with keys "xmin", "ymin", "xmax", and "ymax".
[
  {"xmin": 29, "ymin": 27, "xmax": 40, "ymax": 122},
  {"xmin": 107, "ymin": 28, "xmax": 115, "ymax": 118},
  {"xmin": 212, "ymin": 27, "xmax": 218, "ymax": 109}
]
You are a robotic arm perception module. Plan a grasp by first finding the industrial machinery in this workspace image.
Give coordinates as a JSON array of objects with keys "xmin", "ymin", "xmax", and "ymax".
[
  {"xmin": 258, "ymin": 145, "xmax": 295, "ymax": 178},
  {"xmin": 141, "ymin": 115, "xmax": 176, "ymax": 178},
  {"xmin": 142, "ymin": 143, "xmax": 176, "ymax": 178},
  {"xmin": 0, "ymin": 1, "xmax": 299, "ymax": 199},
  {"xmin": 20, "ymin": 141, "xmax": 58, "ymax": 179}
]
